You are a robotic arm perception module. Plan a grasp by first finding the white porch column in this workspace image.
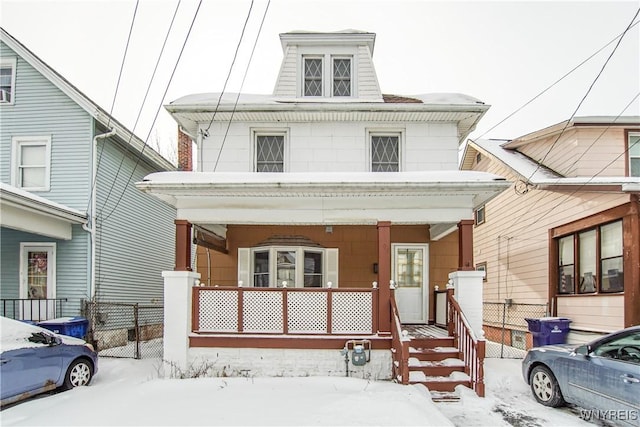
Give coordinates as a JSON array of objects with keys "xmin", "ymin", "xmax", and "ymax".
[
  {"xmin": 162, "ymin": 270, "xmax": 200, "ymax": 377},
  {"xmin": 449, "ymin": 270, "xmax": 485, "ymax": 337}
]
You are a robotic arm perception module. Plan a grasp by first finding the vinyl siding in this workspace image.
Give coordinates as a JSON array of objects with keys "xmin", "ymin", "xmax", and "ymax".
[
  {"xmin": 273, "ymin": 45, "xmax": 297, "ymax": 97},
  {"xmin": 94, "ymin": 137, "xmax": 175, "ymax": 304},
  {"xmin": 0, "ymin": 226, "xmax": 89, "ymax": 316},
  {"xmin": 356, "ymin": 45, "xmax": 381, "ymax": 99},
  {"xmin": 0, "ymin": 42, "xmax": 92, "ymax": 209}
]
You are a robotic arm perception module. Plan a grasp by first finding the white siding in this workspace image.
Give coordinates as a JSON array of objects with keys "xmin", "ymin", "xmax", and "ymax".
[
  {"xmin": 273, "ymin": 45, "xmax": 297, "ymax": 97},
  {"xmin": 356, "ymin": 45, "xmax": 381, "ymax": 99}
]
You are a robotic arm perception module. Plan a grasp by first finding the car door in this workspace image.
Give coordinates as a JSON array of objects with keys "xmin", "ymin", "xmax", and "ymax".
[
  {"xmin": 1, "ymin": 341, "xmax": 64, "ymax": 400},
  {"xmin": 566, "ymin": 331, "xmax": 640, "ymax": 416}
]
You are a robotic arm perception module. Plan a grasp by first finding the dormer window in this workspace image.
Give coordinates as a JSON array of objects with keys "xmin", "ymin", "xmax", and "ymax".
[{"xmin": 301, "ymin": 54, "xmax": 352, "ymax": 98}]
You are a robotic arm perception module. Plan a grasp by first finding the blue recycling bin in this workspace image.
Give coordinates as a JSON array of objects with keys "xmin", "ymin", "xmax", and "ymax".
[
  {"xmin": 525, "ymin": 317, "xmax": 571, "ymax": 347},
  {"xmin": 37, "ymin": 316, "xmax": 89, "ymax": 339}
]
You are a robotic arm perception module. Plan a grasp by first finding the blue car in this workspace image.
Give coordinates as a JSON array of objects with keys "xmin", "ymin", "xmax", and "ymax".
[
  {"xmin": 522, "ymin": 325, "xmax": 640, "ymax": 425},
  {"xmin": 1, "ymin": 316, "xmax": 98, "ymax": 407}
]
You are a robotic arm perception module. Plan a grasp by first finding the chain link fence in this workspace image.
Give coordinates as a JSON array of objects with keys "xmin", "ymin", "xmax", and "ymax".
[
  {"xmin": 483, "ymin": 301, "xmax": 548, "ymax": 358},
  {"xmin": 82, "ymin": 301, "xmax": 163, "ymax": 359}
]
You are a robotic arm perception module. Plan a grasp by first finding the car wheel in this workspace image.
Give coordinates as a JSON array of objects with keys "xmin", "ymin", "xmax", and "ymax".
[
  {"xmin": 530, "ymin": 365, "xmax": 565, "ymax": 407},
  {"xmin": 64, "ymin": 359, "xmax": 94, "ymax": 389}
]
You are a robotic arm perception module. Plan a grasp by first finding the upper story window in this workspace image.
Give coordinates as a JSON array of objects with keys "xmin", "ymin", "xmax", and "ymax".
[
  {"xmin": 302, "ymin": 55, "xmax": 352, "ymax": 98},
  {"xmin": 475, "ymin": 205, "xmax": 486, "ymax": 225},
  {"xmin": 629, "ymin": 132, "xmax": 640, "ymax": 177},
  {"xmin": 239, "ymin": 246, "xmax": 338, "ymax": 288},
  {"xmin": 371, "ymin": 133, "xmax": 400, "ymax": 172},
  {"xmin": 11, "ymin": 136, "xmax": 51, "ymax": 191},
  {"xmin": 0, "ymin": 57, "xmax": 17, "ymax": 104},
  {"xmin": 556, "ymin": 220, "xmax": 623, "ymax": 295},
  {"xmin": 255, "ymin": 131, "xmax": 286, "ymax": 172}
]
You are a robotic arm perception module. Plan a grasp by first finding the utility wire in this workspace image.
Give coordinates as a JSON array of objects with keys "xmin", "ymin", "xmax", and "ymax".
[
  {"xmin": 202, "ymin": 0, "xmax": 255, "ymax": 138},
  {"xmin": 102, "ymin": 0, "xmax": 203, "ymax": 222},
  {"xmin": 86, "ymin": 0, "xmax": 139, "ymax": 213},
  {"xmin": 98, "ymin": 0, "xmax": 182, "ymax": 216},
  {"xmin": 524, "ymin": 8, "xmax": 640, "ymax": 183},
  {"xmin": 214, "ymin": 0, "xmax": 270, "ymax": 171}
]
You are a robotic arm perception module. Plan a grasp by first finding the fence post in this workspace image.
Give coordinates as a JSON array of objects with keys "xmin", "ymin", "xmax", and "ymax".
[{"xmin": 134, "ymin": 303, "xmax": 140, "ymax": 360}]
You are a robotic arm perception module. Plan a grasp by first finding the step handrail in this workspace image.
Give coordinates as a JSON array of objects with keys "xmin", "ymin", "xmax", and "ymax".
[
  {"xmin": 390, "ymin": 289, "xmax": 410, "ymax": 385},
  {"xmin": 447, "ymin": 289, "xmax": 485, "ymax": 397}
]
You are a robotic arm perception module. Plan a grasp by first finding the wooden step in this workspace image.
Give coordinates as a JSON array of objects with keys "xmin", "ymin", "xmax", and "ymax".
[
  {"xmin": 408, "ymin": 357, "xmax": 465, "ymax": 376},
  {"xmin": 409, "ymin": 346, "xmax": 460, "ymax": 361},
  {"xmin": 409, "ymin": 336, "xmax": 454, "ymax": 348},
  {"xmin": 429, "ymin": 390, "xmax": 461, "ymax": 402}
]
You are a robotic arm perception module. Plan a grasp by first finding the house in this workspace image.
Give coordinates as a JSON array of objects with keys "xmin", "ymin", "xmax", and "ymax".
[
  {"xmin": 136, "ymin": 30, "xmax": 509, "ymax": 393},
  {"xmin": 0, "ymin": 27, "xmax": 176, "ymax": 338},
  {"xmin": 461, "ymin": 117, "xmax": 640, "ymax": 345}
]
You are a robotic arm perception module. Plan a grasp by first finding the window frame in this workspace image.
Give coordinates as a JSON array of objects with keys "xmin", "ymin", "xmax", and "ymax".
[
  {"xmin": 0, "ymin": 57, "xmax": 17, "ymax": 105},
  {"xmin": 252, "ymin": 129, "xmax": 288, "ymax": 172},
  {"xmin": 331, "ymin": 56, "xmax": 352, "ymax": 97},
  {"xmin": 11, "ymin": 135, "xmax": 52, "ymax": 191},
  {"xmin": 302, "ymin": 55, "xmax": 323, "ymax": 97},
  {"xmin": 554, "ymin": 220, "xmax": 624, "ymax": 295},
  {"xmin": 298, "ymin": 51, "xmax": 355, "ymax": 98},
  {"xmin": 475, "ymin": 205, "xmax": 486, "ymax": 226},
  {"xmin": 627, "ymin": 131, "xmax": 640, "ymax": 177},
  {"xmin": 249, "ymin": 246, "xmax": 328, "ymax": 288},
  {"xmin": 368, "ymin": 129, "xmax": 403, "ymax": 172}
]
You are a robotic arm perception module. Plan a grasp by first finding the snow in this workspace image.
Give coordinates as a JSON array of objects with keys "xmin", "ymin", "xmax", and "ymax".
[
  {"xmin": 0, "ymin": 316, "xmax": 86, "ymax": 352},
  {"xmin": 0, "ymin": 354, "xmax": 598, "ymax": 426}
]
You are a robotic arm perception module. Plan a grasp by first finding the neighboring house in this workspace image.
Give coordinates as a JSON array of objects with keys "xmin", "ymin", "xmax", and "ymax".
[
  {"xmin": 0, "ymin": 28, "xmax": 176, "ymax": 327},
  {"xmin": 137, "ymin": 30, "xmax": 509, "ymax": 392},
  {"xmin": 461, "ymin": 117, "xmax": 640, "ymax": 345}
]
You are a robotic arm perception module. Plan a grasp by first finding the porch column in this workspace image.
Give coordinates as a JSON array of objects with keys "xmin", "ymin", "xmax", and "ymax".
[
  {"xmin": 175, "ymin": 219, "xmax": 192, "ymax": 271},
  {"xmin": 377, "ymin": 221, "xmax": 391, "ymax": 334},
  {"xmin": 449, "ymin": 270, "xmax": 485, "ymax": 337},
  {"xmin": 458, "ymin": 219, "xmax": 474, "ymax": 271},
  {"xmin": 162, "ymin": 270, "xmax": 200, "ymax": 377}
]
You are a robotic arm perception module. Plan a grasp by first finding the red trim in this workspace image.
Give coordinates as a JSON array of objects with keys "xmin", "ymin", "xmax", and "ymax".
[
  {"xmin": 190, "ymin": 334, "xmax": 391, "ymax": 350},
  {"xmin": 175, "ymin": 220, "xmax": 192, "ymax": 271},
  {"xmin": 377, "ymin": 221, "xmax": 391, "ymax": 334},
  {"xmin": 458, "ymin": 220, "xmax": 474, "ymax": 271}
]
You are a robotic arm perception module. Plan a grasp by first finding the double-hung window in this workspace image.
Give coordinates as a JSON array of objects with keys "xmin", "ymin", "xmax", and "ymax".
[
  {"xmin": 12, "ymin": 136, "xmax": 51, "ymax": 191},
  {"xmin": 629, "ymin": 132, "xmax": 640, "ymax": 177},
  {"xmin": 255, "ymin": 132, "xmax": 285, "ymax": 172},
  {"xmin": 0, "ymin": 57, "xmax": 16, "ymax": 104},
  {"xmin": 371, "ymin": 134, "xmax": 400, "ymax": 172},
  {"xmin": 302, "ymin": 55, "xmax": 352, "ymax": 98}
]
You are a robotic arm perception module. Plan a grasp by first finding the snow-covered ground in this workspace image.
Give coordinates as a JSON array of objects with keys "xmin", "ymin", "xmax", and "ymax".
[{"xmin": 1, "ymin": 353, "xmax": 602, "ymax": 426}]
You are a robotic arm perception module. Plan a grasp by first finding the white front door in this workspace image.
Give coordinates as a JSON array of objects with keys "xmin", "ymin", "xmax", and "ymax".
[
  {"xmin": 19, "ymin": 243, "xmax": 56, "ymax": 321},
  {"xmin": 392, "ymin": 244, "xmax": 428, "ymax": 324}
]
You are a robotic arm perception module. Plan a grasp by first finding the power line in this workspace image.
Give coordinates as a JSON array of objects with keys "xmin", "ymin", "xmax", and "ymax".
[
  {"xmin": 201, "ymin": 0, "xmax": 255, "ymax": 140},
  {"xmin": 86, "ymin": 0, "xmax": 140, "ymax": 213},
  {"xmin": 98, "ymin": 0, "xmax": 182, "ymax": 216},
  {"xmin": 102, "ymin": 0, "xmax": 203, "ymax": 222},
  {"xmin": 214, "ymin": 0, "xmax": 271, "ymax": 171},
  {"xmin": 524, "ymin": 7, "xmax": 640, "ymax": 183}
]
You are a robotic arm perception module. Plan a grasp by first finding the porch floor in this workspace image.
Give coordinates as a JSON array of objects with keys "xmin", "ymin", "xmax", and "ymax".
[{"xmin": 402, "ymin": 324, "xmax": 449, "ymax": 338}]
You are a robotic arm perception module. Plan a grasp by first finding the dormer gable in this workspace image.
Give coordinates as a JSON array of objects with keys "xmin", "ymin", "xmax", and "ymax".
[{"xmin": 273, "ymin": 30, "xmax": 383, "ymax": 101}]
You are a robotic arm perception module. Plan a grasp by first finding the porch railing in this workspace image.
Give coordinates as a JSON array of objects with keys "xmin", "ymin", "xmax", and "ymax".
[
  {"xmin": 447, "ymin": 290, "xmax": 486, "ymax": 397},
  {"xmin": 1, "ymin": 298, "xmax": 68, "ymax": 322},
  {"xmin": 390, "ymin": 290, "xmax": 410, "ymax": 384},
  {"xmin": 193, "ymin": 286, "xmax": 379, "ymax": 335}
]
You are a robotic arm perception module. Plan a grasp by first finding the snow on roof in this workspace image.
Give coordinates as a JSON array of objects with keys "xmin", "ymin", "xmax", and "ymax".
[
  {"xmin": 0, "ymin": 182, "xmax": 87, "ymax": 219},
  {"xmin": 471, "ymin": 139, "xmax": 560, "ymax": 181},
  {"xmin": 142, "ymin": 170, "xmax": 506, "ymax": 185}
]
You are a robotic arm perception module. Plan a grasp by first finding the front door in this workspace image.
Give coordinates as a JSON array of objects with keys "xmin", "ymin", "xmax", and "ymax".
[
  {"xmin": 19, "ymin": 243, "xmax": 56, "ymax": 321},
  {"xmin": 392, "ymin": 244, "xmax": 428, "ymax": 323}
]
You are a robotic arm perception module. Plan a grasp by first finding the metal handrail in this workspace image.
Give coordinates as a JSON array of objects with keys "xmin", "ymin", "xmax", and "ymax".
[{"xmin": 1, "ymin": 298, "xmax": 69, "ymax": 321}]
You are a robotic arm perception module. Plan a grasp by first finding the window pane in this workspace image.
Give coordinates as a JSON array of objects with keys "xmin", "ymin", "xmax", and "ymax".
[
  {"xmin": 628, "ymin": 134, "xmax": 640, "ymax": 157},
  {"xmin": 601, "ymin": 221, "xmax": 622, "ymax": 258},
  {"xmin": 276, "ymin": 251, "xmax": 296, "ymax": 287},
  {"xmin": 601, "ymin": 257, "xmax": 623, "ymax": 293},
  {"xmin": 304, "ymin": 251, "xmax": 323, "ymax": 287},
  {"xmin": 27, "ymin": 251, "xmax": 48, "ymax": 299},
  {"xmin": 630, "ymin": 159, "xmax": 640, "ymax": 177},
  {"xmin": 333, "ymin": 58, "xmax": 351, "ymax": 96},
  {"xmin": 304, "ymin": 58, "xmax": 322, "ymax": 96},
  {"xmin": 371, "ymin": 135, "xmax": 399, "ymax": 172},
  {"xmin": 253, "ymin": 251, "xmax": 270, "ymax": 287},
  {"xmin": 578, "ymin": 230, "xmax": 596, "ymax": 293},
  {"xmin": 558, "ymin": 236, "xmax": 574, "ymax": 294},
  {"xmin": 256, "ymin": 135, "xmax": 284, "ymax": 172},
  {"xmin": 21, "ymin": 167, "xmax": 45, "ymax": 188},
  {"xmin": 21, "ymin": 145, "xmax": 46, "ymax": 166},
  {"xmin": 396, "ymin": 248, "xmax": 423, "ymax": 288}
]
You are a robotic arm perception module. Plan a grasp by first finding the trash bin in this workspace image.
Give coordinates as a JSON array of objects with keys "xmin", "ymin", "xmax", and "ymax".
[
  {"xmin": 525, "ymin": 317, "xmax": 571, "ymax": 347},
  {"xmin": 37, "ymin": 316, "xmax": 89, "ymax": 339}
]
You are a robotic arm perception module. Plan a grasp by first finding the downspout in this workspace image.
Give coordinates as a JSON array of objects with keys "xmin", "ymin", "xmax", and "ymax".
[{"xmin": 82, "ymin": 127, "xmax": 116, "ymax": 300}]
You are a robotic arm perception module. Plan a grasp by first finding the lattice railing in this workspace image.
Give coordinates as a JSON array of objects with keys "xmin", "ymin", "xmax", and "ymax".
[{"xmin": 193, "ymin": 287, "xmax": 378, "ymax": 335}]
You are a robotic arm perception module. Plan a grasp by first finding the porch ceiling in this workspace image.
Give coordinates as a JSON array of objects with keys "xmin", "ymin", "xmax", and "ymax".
[{"xmin": 136, "ymin": 171, "xmax": 510, "ymax": 225}]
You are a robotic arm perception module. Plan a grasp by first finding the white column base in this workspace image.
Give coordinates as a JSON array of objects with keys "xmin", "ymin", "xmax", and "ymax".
[{"xmin": 449, "ymin": 270, "xmax": 485, "ymax": 338}]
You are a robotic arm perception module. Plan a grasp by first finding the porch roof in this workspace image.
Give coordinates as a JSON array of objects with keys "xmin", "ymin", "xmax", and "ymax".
[
  {"xmin": 135, "ymin": 171, "xmax": 510, "ymax": 226},
  {"xmin": 0, "ymin": 182, "xmax": 88, "ymax": 240}
]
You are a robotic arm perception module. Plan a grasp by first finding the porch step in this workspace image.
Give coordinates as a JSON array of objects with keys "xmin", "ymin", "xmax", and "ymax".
[
  {"xmin": 429, "ymin": 390, "xmax": 461, "ymax": 402},
  {"xmin": 408, "ymin": 356, "xmax": 465, "ymax": 376},
  {"xmin": 409, "ymin": 345, "xmax": 460, "ymax": 362}
]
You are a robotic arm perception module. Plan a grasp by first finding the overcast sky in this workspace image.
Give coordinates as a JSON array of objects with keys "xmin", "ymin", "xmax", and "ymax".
[{"xmin": 1, "ymin": 0, "xmax": 638, "ymax": 161}]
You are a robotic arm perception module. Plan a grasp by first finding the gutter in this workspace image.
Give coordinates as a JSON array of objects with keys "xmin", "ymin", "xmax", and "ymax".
[{"xmin": 83, "ymin": 127, "xmax": 116, "ymax": 300}]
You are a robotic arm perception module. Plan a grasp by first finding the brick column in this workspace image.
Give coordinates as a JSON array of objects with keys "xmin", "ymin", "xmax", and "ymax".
[
  {"xmin": 458, "ymin": 219, "xmax": 475, "ymax": 271},
  {"xmin": 175, "ymin": 219, "xmax": 192, "ymax": 271},
  {"xmin": 377, "ymin": 221, "xmax": 391, "ymax": 334},
  {"xmin": 178, "ymin": 128, "xmax": 193, "ymax": 171}
]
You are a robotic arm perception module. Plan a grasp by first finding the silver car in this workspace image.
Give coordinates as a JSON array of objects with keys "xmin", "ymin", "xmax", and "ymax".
[{"xmin": 522, "ymin": 325, "xmax": 640, "ymax": 426}]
